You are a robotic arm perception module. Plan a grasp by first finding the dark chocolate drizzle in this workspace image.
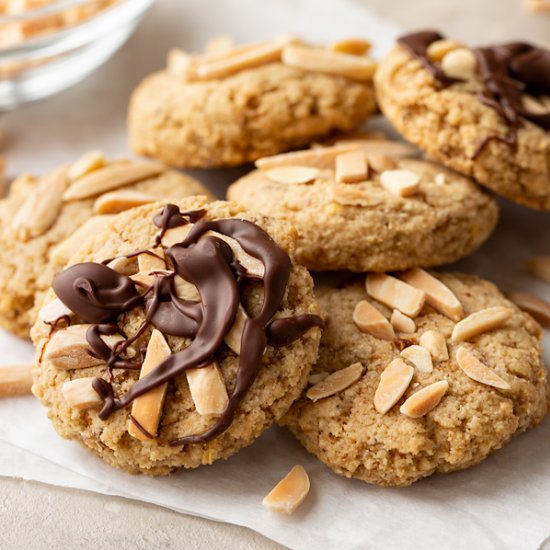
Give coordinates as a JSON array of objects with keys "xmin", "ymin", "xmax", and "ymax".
[{"xmin": 55, "ymin": 205, "xmax": 322, "ymax": 446}]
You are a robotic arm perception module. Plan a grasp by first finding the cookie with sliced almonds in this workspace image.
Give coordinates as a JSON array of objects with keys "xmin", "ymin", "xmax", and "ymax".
[
  {"xmin": 0, "ymin": 153, "xmax": 212, "ymax": 338},
  {"xmin": 228, "ymin": 150, "xmax": 498, "ymax": 271},
  {"xmin": 31, "ymin": 197, "xmax": 322, "ymax": 475},
  {"xmin": 281, "ymin": 273, "xmax": 548, "ymax": 487}
]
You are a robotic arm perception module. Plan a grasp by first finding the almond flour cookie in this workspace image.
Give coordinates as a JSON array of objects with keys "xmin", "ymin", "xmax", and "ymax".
[
  {"xmin": 128, "ymin": 36, "xmax": 378, "ymax": 168},
  {"xmin": 227, "ymin": 143, "xmax": 498, "ymax": 272},
  {"xmin": 0, "ymin": 152, "xmax": 212, "ymax": 338},
  {"xmin": 375, "ymin": 31, "xmax": 550, "ymax": 210},
  {"xmin": 31, "ymin": 197, "xmax": 323, "ymax": 475},
  {"xmin": 281, "ymin": 270, "xmax": 548, "ymax": 486}
]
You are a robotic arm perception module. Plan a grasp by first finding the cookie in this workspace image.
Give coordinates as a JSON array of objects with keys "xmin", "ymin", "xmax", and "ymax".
[
  {"xmin": 227, "ymin": 143, "xmax": 499, "ymax": 272},
  {"xmin": 0, "ymin": 152, "xmax": 213, "ymax": 338},
  {"xmin": 31, "ymin": 197, "xmax": 323, "ymax": 475},
  {"xmin": 281, "ymin": 270, "xmax": 548, "ymax": 486},
  {"xmin": 375, "ymin": 31, "xmax": 550, "ymax": 210},
  {"xmin": 128, "ymin": 35, "xmax": 377, "ymax": 168}
]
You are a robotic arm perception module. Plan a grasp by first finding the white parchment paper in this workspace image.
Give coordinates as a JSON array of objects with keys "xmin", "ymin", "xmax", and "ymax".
[{"xmin": 1, "ymin": 0, "xmax": 549, "ymax": 548}]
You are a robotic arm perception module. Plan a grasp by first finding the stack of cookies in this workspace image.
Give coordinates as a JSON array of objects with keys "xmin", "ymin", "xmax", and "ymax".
[{"xmin": 0, "ymin": 32, "xmax": 548, "ymax": 512}]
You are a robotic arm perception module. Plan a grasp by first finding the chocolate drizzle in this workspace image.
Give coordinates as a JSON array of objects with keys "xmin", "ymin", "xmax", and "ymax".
[{"xmin": 54, "ymin": 205, "xmax": 322, "ymax": 446}]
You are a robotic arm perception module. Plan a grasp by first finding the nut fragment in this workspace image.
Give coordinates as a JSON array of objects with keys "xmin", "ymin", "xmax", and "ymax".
[
  {"xmin": 128, "ymin": 330, "xmax": 172, "ymax": 441},
  {"xmin": 335, "ymin": 151, "xmax": 368, "ymax": 183},
  {"xmin": 451, "ymin": 307, "xmax": 513, "ymax": 342},
  {"xmin": 353, "ymin": 300, "xmax": 396, "ymax": 341},
  {"xmin": 455, "ymin": 346, "xmax": 510, "ymax": 390},
  {"xmin": 329, "ymin": 38, "xmax": 371, "ymax": 56},
  {"xmin": 205, "ymin": 34, "xmax": 235, "ymax": 54},
  {"xmin": 366, "ymin": 273, "xmax": 426, "ymax": 317},
  {"xmin": 441, "ymin": 48, "xmax": 477, "ymax": 80},
  {"xmin": 63, "ymin": 162, "xmax": 164, "ymax": 201},
  {"xmin": 330, "ymin": 184, "xmax": 372, "ymax": 206},
  {"xmin": 526, "ymin": 256, "xmax": 550, "ymax": 284},
  {"xmin": 38, "ymin": 298, "xmax": 73, "ymax": 324},
  {"xmin": 400, "ymin": 345, "xmax": 433, "ymax": 373},
  {"xmin": 374, "ymin": 358, "xmax": 414, "ymax": 414},
  {"xmin": 167, "ymin": 48, "xmax": 194, "ymax": 78},
  {"xmin": 93, "ymin": 190, "xmax": 155, "ymax": 214},
  {"xmin": 224, "ymin": 305, "xmax": 248, "ymax": 354},
  {"xmin": 213, "ymin": 232, "xmax": 265, "ymax": 278},
  {"xmin": 390, "ymin": 309, "xmax": 416, "ymax": 334},
  {"xmin": 68, "ymin": 150, "xmax": 105, "ymax": 181},
  {"xmin": 162, "ymin": 223, "xmax": 192, "ymax": 247},
  {"xmin": 399, "ymin": 380, "xmax": 448, "ymax": 418},
  {"xmin": 399, "ymin": 268, "xmax": 463, "ymax": 321},
  {"xmin": 62, "ymin": 377, "xmax": 103, "ymax": 410},
  {"xmin": 427, "ymin": 39, "xmax": 465, "ymax": 62},
  {"xmin": 137, "ymin": 249, "xmax": 165, "ymax": 273},
  {"xmin": 106, "ymin": 256, "xmax": 138, "ymax": 276},
  {"xmin": 262, "ymin": 465, "xmax": 310, "ymax": 515},
  {"xmin": 507, "ymin": 291, "xmax": 550, "ymax": 326},
  {"xmin": 186, "ymin": 362, "xmax": 229, "ymax": 415},
  {"xmin": 379, "ymin": 169, "xmax": 420, "ymax": 197},
  {"xmin": 419, "ymin": 330, "xmax": 448, "ymax": 362},
  {"xmin": 306, "ymin": 362, "xmax": 363, "ymax": 401},
  {"xmin": 367, "ymin": 153, "xmax": 397, "ymax": 173},
  {"xmin": 263, "ymin": 166, "xmax": 320, "ymax": 185},
  {"xmin": 0, "ymin": 365, "xmax": 33, "ymax": 397}
]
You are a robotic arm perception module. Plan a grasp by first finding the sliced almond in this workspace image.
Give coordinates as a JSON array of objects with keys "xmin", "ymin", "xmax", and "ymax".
[
  {"xmin": 262, "ymin": 465, "xmax": 310, "ymax": 515},
  {"xmin": 306, "ymin": 362, "xmax": 363, "ymax": 401},
  {"xmin": 63, "ymin": 163, "xmax": 164, "ymax": 201},
  {"xmin": 224, "ymin": 305, "xmax": 248, "ymax": 354},
  {"xmin": 367, "ymin": 153, "xmax": 397, "ymax": 173},
  {"xmin": 282, "ymin": 45, "xmax": 376, "ymax": 81},
  {"xmin": 50, "ymin": 215, "xmax": 115, "ymax": 265},
  {"xmin": 419, "ymin": 330, "xmax": 449, "ymax": 362},
  {"xmin": 0, "ymin": 365, "xmax": 33, "ymax": 397},
  {"xmin": 441, "ymin": 48, "xmax": 477, "ymax": 80},
  {"xmin": 93, "ymin": 190, "xmax": 155, "ymax": 214},
  {"xmin": 455, "ymin": 346, "xmax": 510, "ymax": 390},
  {"xmin": 128, "ymin": 330, "xmax": 171, "ymax": 441},
  {"xmin": 174, "ymin": 276, "xmax": 200, "ymax": 301},
  {"xmin": 38, "ymin": 298, "xmax": 73, "ymax": 324},
  {"xmin": 379, "ymin": 169, "xmax": 420, "ymax": 197},
  {"xmin": 167, "ymin": 48, "xmax": 194, "ymax": 78},
  {"xmin": 399, "ymin": 268, "xmax": 463, "ymax": 321},
  {"xmin": 263, "ymin": 166, "xmax": 320, "ymax": 185},
  {"xmin": 451, "ymin": 307, "xmax": 513, "ymax": 343},
  {"xmin": 353, "ymin": 300, "xmax": 395, "ymax": 341},
  {"xmin": 106, "ymin": 256, "xmax": 138, "ymax": 276},
  {"xmin": 330, "ymin": 184, "xmax": 372, "ymax": 207},
  {"xmin": 186, "ymin": 362, "xmax": 229, "ymax": 415},
  {"xmin": 526, "ymin": 256, "xmax": 550, "ymax": 284},
  {"xmin": 366, "ymin": 273, "xmax": 426, "ymax": 317},
  {"xmin": 335, "ymin": 151, "xmax": 368, "ymax": 183},
  {"xmin": 205, "ymin": 34, "xmax": 235, "ymax": 54},
  {"xmin": 68, "ymin": 150, "xmax": 105, "ymax": 181},
  {"xmin": 507, "ymin": 291, "xmax": 550, "ymax": 326},
  {"xmin": 374, "ymin": 358, "xmax": 414, "ymax": 414},
  {"xmin": 400, "ymin": 380, "xmax": 448, "ymax": 418},
  {"xmin": 12, "ymin": 166, "xmax": 69, "ymax": 241},
  {"xmin": 400, "ymin": 345, "xmax": 433, "ymax": 373},
  {"xmin": 162, "ymin": 223, "xmax": 192, "ymax": 247},
  {"xmin": 426, "ymin": 39, "xmax": 465, "ymax": 62},
  {"xmin": 390, "ymin": 309, "xmax": 416, "ymax": 334},
  {"xmin": 62, "ymin": 377, "xmax": 103, "ymax": 410},
  {"xmin": 328, "ymin": 38, "xmax": 371, "ymax": 56},
  {"xmin": 138, "ymin": 249, "xmax": 166, "ymax": 273}
]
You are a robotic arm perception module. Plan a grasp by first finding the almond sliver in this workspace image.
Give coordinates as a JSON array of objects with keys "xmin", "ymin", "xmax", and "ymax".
[
  {"xmin": 374, "ymin": 358, "xmax": 414, "ymax": 414},
  {"xmin": 400, "ymin": 380, "xmax": 448, "ymax": 418},
  {"xmin": 0, "ymin": 364, "xmax": 33, "ymax": 397},
  {"xmin": 419, "ymin": 330, "xmax": 448, "ymax": 361},
  {"xmin": 380, "ymin": 169, "xmax": 420, "ymax": 197},
  {"xmin": 262, "ymin": 465, "xmax": 310, "ymax": 515},
  {"xmin": 455, "ymin": 346, "xmax": 510, "ymax": 390},
  {"xmin": 335, "ymin": 151, "xmax": 368, "ymax": 183},
  {"xmin": 328, "ymin": 38, "xmax": 371, "ymax": 56},
  {"xmin": 366, "ymin": 273, "xmax": 426, "ymax": 317},
  {"xmin": 224, "ymin": 305, "xmax": 248, "ymax": 354},
  {"xmin": 186, "ymin": 362, "xmax": 228, "ymax": 415},
  {"xmin": 400, "ymin": 345, "xmax": 433, "ymax": 373},
  {"xmin": 68, "ymin": 150, "xmax": 105, "ymax": 181},
  {"xmin": 93, "ymin": 190, "xmax": 155, "ymax": 214},
  {"xmin": 306, "ymin": 362, "xmax": 363, "ymax": 401},
  {"xmin": 390, "ymin": 309, "xmax": 416, "ymax": 334},
  {"xmin": 451, "ymin": 307, "xmax": 513, "ymax": 342},
  {"xmin": 264, "ymin": 166, "xmax": 320, "ymax": 185},
  {"xmin": 353, "ymin": 300, "xmax": 395, "ymax": 341},
  {"xmin": 62, "ymin": 377, "xmax": 103, "ymax": 410}
]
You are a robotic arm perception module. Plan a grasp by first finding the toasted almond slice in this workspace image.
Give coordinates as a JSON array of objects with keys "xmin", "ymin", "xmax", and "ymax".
[
  {"xmin": 419, "ymin": 330, "xmax": 448, "ymax": 362},
  {"xmin": 186, "ymin": 362, "xmax": 229, "ymax": 415},
  {"xmin": 426, "ymin": 39, "xmax": 465, "ymax": 62},
  {"xmin": 282, "ymin": 45, "xmax": 376, "ymax": 81},
  {"xmin": 50, "ymin": 215, "xmax": 115, "ymax": 265},
  {"xmin": 366, "ymin": 273, "xmax": 426, "ymax": 317},
  {"xmin": 93, "ymin": 190, "xmax": 155, "ymax": 214},
  {"xmin": 62, "ymin": 377, "xmax": 103, "ymax": 410},
  {"xmin": 174, "ymin": 276, "xmax": 200, "ymax": 301},
  {"xmin": 400, "ymin": 345, "xmax": 433, "ymax": 373},
  {"xmin": 306, "ymin": 362, "xmax": 363, "ymax": 401},
  {"xmin": 507, "ymin": 291, "xmax": 550, "ymax": 326},
  {"xmin": 167, "ymin": 48, "xmax": 194, "ymax": 78},
  {"xmin": 0, "ymin": 365, "xmax": 33, "ymax": 397},
  {"xmin": 353, "ymin": 300, "xmax": 395, "ymax": 341},
  {"xmin": 451, "ymin": 307, "xmax": 513, "ymax": 342},
  {"xmin": 106, "ymin": 256, "xmax": 138, "ymax": 276},
  {"xmin": 38, "ymin": 298, "xmax": 73, "ymax": 324},
  {"xmin": 526, "ymin": 256, "xmax": 550, "ymax": 284},
  {"xmin": 224, "ymin": 305, "xmax": 248, "ymax": 354},
  {"xmin": 12, "ymin": 166, "xmax": 69, "ymax": 241},
  {"xmin": 68, "ymin": 150, "xmax": 105, "ymax": 181},
  {"xmin": 335, "ymin": 151, "xmax": 368, "ymax": 183},
  {"xmin": 205, "ymin": 34, "xmax": 235, "ymax": 54},
  {"xmin": 455, "ymin": 346, "xmax": 510, "ymax": 390},
  {"xmin": 367, "ymin": 153, "xmax": 397, "ymax": 173},
  {"xmin": 162, "ymin": 223, "xmax": 192, "ymax": 247},
  {"xmin": 374, "ymin": 358, "xmax": 414, "ymax": 414},
  {"xmin": 390, "ymin": 309, "xmax": 416, "ymax": 334},
  {"xmin": 400, "ymin": 380, "xmax": 448, "ymax": 418},
  {"xmin": 213, "ymin": 232, "xmax": 264, "ymax": 277},
  {"xmin": 399, "ymin": 268, "xmax": 463, "ymax": 321},
  {"xmin": 329, "ymin": 38, "xmax": 371, "ymax": 56},
  {"xmin": 137, "ymin": 249, "xmax": 166, "ymax": 273},
  {"xmin": 264, "ymin": 166, "xmax": 320, "ymax": 185},
  {"xmin": 441, "ymin": 48, "xmax": 477, "ymax": 80},
  {"xmin": 330, "ymin": 184, "xmax": 372, "ymax": 207},
  {"xmin": 128, "ymin": 330, "xmax": 171, "ymax": 441},
  {"xmin": 308, "ymin": 371, "xmax": 329, "ymax": 385},
  {"xmin": 379, "ymin": 169, "xmax": 420, "ymax": 197},
  {"xmin": 262, "ymin": 465, "xmax": 310, "ymax": 515},
  {"xmin": 63, "ymin": 163, "xmax": 164, "ymax": 201}
]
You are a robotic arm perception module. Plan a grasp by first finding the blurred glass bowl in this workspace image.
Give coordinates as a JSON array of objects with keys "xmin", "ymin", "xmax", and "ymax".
[{"xmin": 0, "ymin": 0, "xmax": 154, "ymax": 109}]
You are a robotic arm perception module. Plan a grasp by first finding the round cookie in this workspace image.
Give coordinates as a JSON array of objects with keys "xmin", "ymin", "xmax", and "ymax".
[
  {"xmin": 0, "ymin": 152, "xmax": 213, "ymax": 338},
  {"xmin": 129, "ymin": 36, "xmax": 377, "ymax": 168},
  {"xmin": 227, "ymin": 147, "xmax": 499, "ymax": 272},
  {"xmin": 375, "ymin": 31, "xmax": 550, "ymax": 210},
  {"xmin": 281, "ymin": 271, "xmax": 548, "ymax": 487},
  {"xmin": 31, "ymin": 197, "xmax": 323, "ymax": 475}
]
